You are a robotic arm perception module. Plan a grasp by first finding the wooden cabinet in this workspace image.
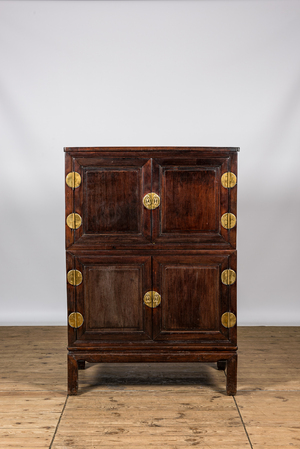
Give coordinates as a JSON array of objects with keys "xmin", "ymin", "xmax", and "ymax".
[{"xmin": 65, "ymin": 147, "xmax": 238, "ymax": 395}]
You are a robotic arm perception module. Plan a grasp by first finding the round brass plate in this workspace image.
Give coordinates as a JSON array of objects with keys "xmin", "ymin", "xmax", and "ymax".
[
  {"xmin": 67, "ymin": 269, "xmax": 83, "ymax": 286},
  {"xmin": 143, "ymin": 291, "xmax": 161, "ymax": 308},
  {"xmin": 68, "ymin": 312, "xmax": 84, "ymax": 329},
  {"xmin": 221, "ymin": 213, "xmax": 236, "ymax": 229},
  {"xmin": 143, "ymin": 193, "xmax": 160, "ymax": 210},
  {"xmin": 221, "ymin": 312, "xmax": 237, "ymax": 328},
  {"xmin": 66, "ymin": 172, "xmax": 81, "ymax": 189},
  {"xmin": 66, "ymin": 213, "xmax": 82, "ymax": 230},
  {"xmin": 221, "ymin": 269, "xmax": 236, "ymax": 285},
  {"xmin": 221, "ymin": 172, "xmax": 237, "ymax": 189}
]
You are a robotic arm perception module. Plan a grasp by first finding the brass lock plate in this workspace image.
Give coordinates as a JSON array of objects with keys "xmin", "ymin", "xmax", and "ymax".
[
  {"xmin": 221, "ymin": 172, "xmax": 237, "ymax": 189},
  {"xmin": 221, "ymin": 312, "xmax": 236, "ymax": 328},
  {"xmin": 143, "ymin": 193, "xmax": 160, "ymax": 210},
  {"xmin": 66, "ymin": 172, "xmax": 81, "ymax": 189},
  {"xmin": 221, "ymin": 269, "xmax": 236, "ymax": 285},
  {"xmin": 66, "ymin": 213, "xmax": 82, "ymax": 230},
  {"xmin": 143, "ymin": 291, "xmax": 161, "ymax": 308},
  {"xmin": 221, "ymin": 213, "xmax": 236, "ymax": 229},
  {"xmin": 68, "ymin": 312, "xmax": 84, "ymax": 328}
]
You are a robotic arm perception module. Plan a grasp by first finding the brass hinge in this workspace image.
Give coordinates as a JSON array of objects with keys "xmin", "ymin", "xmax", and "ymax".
[
  {"xmin": 221, "ymin": 269, "xmax": 236, "ymax": 285},
  {"xmin": 221, "ymin": 213, "xmax": 236, "ymax": 230},
  {"xmin": 221, "ymin": 312, "xmax": 236, "ymax": 328},
  {"xmin": 66, "ymin": 172, "xmax": 81, "ymax": 189},
  {"xmin": 68, "ymin": 312, "xmax": 84, "ymax": 328},
  {"xmin": 221, "ymin": 172, "xmax": 237, "ymax": 189},
  {"xmin": 66, "ymin": 213, "xmax": 82, "ymax": 230},
  {"xmin": 67, "ymin": 269, "xmax": 83, "ymax": 286}
]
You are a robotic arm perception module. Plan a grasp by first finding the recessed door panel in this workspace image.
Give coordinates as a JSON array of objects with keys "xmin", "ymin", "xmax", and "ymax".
[
  {"xmin": 162, "ymin": 168, "xmax": 218, "ymax": 233},
  {"xmin": 85, "ymin": 169, "xmax": 140, "ymax": 234},
  {"xmin": 70, "ymin": 255, "xmax": 152, "ymax": 343},
  {"xmin": 162, "ymin": 265, "xmax": 219, "ymax": 331},
  {"xmin": 152, "ymin": 157, "xmax": 237, "ymax": 248},
  {"xmin": 152, "ymin": 254, "xmax": 236, "ymax": 343},
  {"xmin": 85, "ymin": 265, "xmax": 142, "ymax": 330},
  {"xmin": 66, "ymin": 158, "xmax": 151, "ymax": 248}
]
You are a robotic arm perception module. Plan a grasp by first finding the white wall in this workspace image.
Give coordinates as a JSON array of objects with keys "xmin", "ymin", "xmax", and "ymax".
[{"xmin": 0, "ymin": 0, "xmax": 299, "ymax": 325}]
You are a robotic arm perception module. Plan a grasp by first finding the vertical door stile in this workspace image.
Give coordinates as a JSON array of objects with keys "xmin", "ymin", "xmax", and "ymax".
[
  {"xmin": 66, "ymin": 251, "xmax": 76, "ymax": 346},
  {"xmin": 220, "ymin": 158, "xmax": 230, "ymax": 245},
  {"xmin": 229, "ymin": 154, "xmax": 238, "ymax": 249},
  {"xmin": 151, "ymin": 157, "xmax": 153, "ymax": 243},
  {"xmin": 151, "ymin": 158, "xmax": 160, "ymax": 242},
  {"xmin": 74, "ymin": 256, "xmax": 81, "ymax": 341},
  {"xmin": 73, "ymin": 158, "xmax": 83, "ymax": 243},
  {"xmin": 228, "ymin": 251, "xmax": 237, "ymax": 346},
  {"xmin": 152, "ymin": 257, "xmax": 160, "ymax": 340},
  {"xmin": 65, "ymin": 154, "xmax": 74, "ymax": 248},
  {"xmin": 142, "ymin": 158, "xmax": 152, "ymax": 242}
]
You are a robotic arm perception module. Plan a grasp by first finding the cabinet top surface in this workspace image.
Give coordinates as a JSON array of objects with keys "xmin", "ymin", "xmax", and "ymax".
[{"xmin": 64, "ymin": 146, "xmax": 240, "ymax": 153}]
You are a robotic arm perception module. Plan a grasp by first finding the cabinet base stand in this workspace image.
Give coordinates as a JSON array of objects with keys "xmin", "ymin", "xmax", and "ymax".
[{"xmin": 68, "ymin": 350, "xmax": 237, "ymax": 396}]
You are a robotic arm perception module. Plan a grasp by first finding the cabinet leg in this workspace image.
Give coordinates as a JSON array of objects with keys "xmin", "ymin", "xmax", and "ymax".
[
  {"xmin": 68, "ymin": 354, "xmax": 78, "ymax": 395},
  {"xmin": 217, "ymin": 360, "xmax": 226, "ymax": 371},
  {"xmin": 226, "ymin": 353, "xmax": 237, "ymax": 396},
  {"xmin": 78, "ymin": 360, "xmax": 85, "ymax": 370}
]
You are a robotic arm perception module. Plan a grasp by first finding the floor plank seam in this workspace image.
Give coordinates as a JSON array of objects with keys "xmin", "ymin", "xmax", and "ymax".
[
  {"xmin": 49, "ymin": 394, "xmax": 68, "ymax": 449},
  {"xmin": 233, "ymin": 396, "xmax": 253, "ymax": 449}
]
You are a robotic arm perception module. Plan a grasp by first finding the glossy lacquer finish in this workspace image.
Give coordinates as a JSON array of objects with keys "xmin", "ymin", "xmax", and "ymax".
[{"xmin": 65, "ymin": 147, "xmax": 238, "ymax": 396}]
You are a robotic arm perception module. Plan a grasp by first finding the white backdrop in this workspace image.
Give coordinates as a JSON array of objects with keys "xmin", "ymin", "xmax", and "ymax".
[{"xmin": 0, "ymin": 0, "xmax": 299, "ymax": 325}]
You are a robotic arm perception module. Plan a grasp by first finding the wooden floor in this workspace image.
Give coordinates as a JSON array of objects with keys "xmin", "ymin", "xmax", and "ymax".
[{"xmin": 0, "ymin": 327, "xmax": 299, "ymax": 448}]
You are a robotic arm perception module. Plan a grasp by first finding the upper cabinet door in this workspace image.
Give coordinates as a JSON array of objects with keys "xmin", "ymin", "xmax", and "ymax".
[
  {"xmin": 152, "ymin": 155, "xmax": 237, "ymax": 248},
  {"xmin": 65, "ymin": 155, "xmax": 151, "ymax": 248}
]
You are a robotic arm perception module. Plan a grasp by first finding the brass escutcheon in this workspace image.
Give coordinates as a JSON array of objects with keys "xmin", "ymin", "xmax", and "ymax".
[
  {"xmin": 68, "ymin": 312, "xmax": 84, "ymax": 328},
  {"xmin": 221, "ymin": 269, "xmax": 236, "ymax": 285},
  {"xmin": 67, "ymin": 269, "xmax": 83, "ymax": 286},
  {"xmin": 66, "ymin": 213, "xmax": 82, "ymax": 230},
  {"xmin": 143, "ymin": 291, "xmax": 161, "ymax": 308},
  {"xmin": 221, "ymin": 312, "xmax": 237, "ymax": 328},
  {"xmin": 221, "ymin": 172, "xmax": 237, "ymax": 189},
  {"xmin": 221, "ymin": 213, "xmax": 236, "ymax": 230},
  {"xmin": 66, "ymin": 172, "xmax": 81, "ymax": 189},
  {"xmin": 143, "ymin": 193, "xmax": 160, "ymax": 210}
]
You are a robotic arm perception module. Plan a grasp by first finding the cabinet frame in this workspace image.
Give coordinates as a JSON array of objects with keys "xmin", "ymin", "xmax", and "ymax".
[{"xmin": 65, "ymin": 147, "xmax": 239, "ymax": 396}]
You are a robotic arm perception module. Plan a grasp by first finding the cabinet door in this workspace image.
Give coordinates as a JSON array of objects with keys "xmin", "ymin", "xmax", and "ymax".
[
  {"xmin": 152, "ymin": 254, "xmax": 237, "ymax": 344},
  {"xmin": 65, "ymin": 155, "xmax": 151, "ymax": 248},
  {"xmin": 151, "ymin": 156, "xmax": 237, "ymax": 248},
  {"xmin": 67, "ymin": 254, "xmax": 152, "ymax": 344}
]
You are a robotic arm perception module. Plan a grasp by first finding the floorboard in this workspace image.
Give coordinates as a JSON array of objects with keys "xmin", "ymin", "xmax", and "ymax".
[{"xmin": 0, "ymin": 326, "xmax": 299, "ymax": 448}]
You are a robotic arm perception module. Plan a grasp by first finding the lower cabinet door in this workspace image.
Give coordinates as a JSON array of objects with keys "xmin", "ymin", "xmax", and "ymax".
[
  {"xmin": 68, "ymin": 255, "xmax": 152, "ymax": 343},
  {"xmin": 152, "ymin": 254, "xmax": 237, "ymax": 343}
]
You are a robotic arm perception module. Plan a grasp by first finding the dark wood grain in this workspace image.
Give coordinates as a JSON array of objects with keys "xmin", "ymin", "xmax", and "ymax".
[
  {"xmin": 74, "ymin": 255, "xmax": 152, "ymax": 342},
  {"xmin": 67, "ymin": 158, "xmax": 152, "ymax": 248},
  {"xmin": 68, "ymin": 353, "xmax": 78, "ymax": 395},
  {"xmin": 65, "ymin": 147, "xmax": 238, "ymax": 395},
  {"xmin": 226, "ymin": 353, "xmax": 238, "ymax": 395},
  {"xmin": 152, "ymin": 254, "xmax": 230, "ymax": 342},
  {"xmin": 65, "ymin": 153, "xmax": 74, "ymax": 248}
]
